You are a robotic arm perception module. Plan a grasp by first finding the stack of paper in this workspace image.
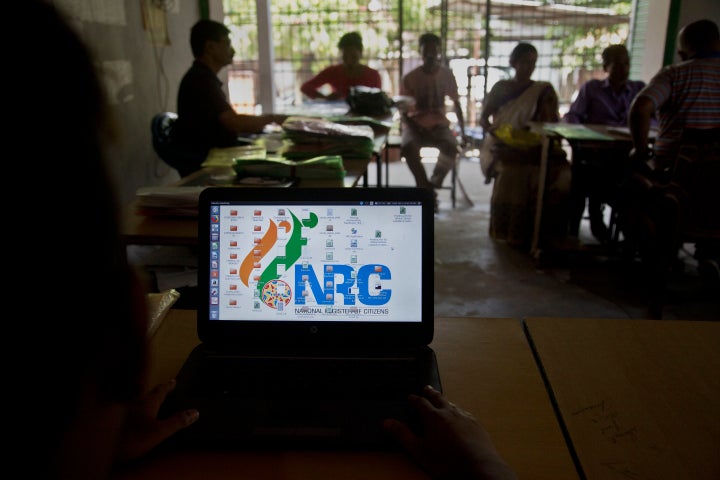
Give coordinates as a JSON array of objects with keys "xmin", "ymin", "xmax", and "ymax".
[
  {"xmin": 146, "ymin": 289, "xmax": 181, "ymax": 337},
  {"xmin": 542, "ymin": 123, "xmax": 615, "ymax": 141},
  {"xmin": 201, "ymin": 144, "xmax": 266, "ymax": 168},
  {"xmin": 326, "ymin": 115, "xmax": 393, "ymax": 135},
  {"xmin": 281, "ymin": 116, "xmax": 375, "ymax": 160},
  {"xmin": 134, "ymin": 186, "xmax": 205, "ymax": 216},
  {"xmin": 232, "ymin": 155, "xmax": 345, "ymax": 179}
]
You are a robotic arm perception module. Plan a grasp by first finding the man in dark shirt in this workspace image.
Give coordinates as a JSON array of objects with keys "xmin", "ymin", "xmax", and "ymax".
[
  {"xmin": 563, "ymin": 44, "xmax": 646, "ymax": 242},
  {"xmin": 564, "ymin": 45, "xmax": 645, "ymax": 126},
  {"xmin": 170, "ymin": 20, "xmax": 286, "ymax": 176}
]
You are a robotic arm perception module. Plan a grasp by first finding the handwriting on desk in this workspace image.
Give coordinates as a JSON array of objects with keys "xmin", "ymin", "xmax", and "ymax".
[
  {"xmin": 601, "ymin": 462, "xmax": 641, "ymax": 479},
  {"xmin": 572, "ymin": 400, "xmax": 638, "ymax": 444},
  {"xmin": 572, "ymin": 399, "xmax": 665, "ymax": 480},
  {"xmin": 573, "ymin": 400, "xmax": 641, "ymax": 479}
]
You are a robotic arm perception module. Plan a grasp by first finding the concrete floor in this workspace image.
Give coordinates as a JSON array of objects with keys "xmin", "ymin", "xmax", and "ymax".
[{"xmin": 371, "ymin": 156, "xmax": 719, "ymax": 321}]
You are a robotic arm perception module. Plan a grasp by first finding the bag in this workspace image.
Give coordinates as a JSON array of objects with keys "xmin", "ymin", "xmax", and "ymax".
[
  {"xmin": 480, "ymin": 125, "xmax": 542, "ymax": 182},
  {"xmin": 346, "ymin": 86, "xmax": 393, "ymax": 116},
  {"xmin": 493, "ymin": 123, "xmax": 542, "ymax": 150}
]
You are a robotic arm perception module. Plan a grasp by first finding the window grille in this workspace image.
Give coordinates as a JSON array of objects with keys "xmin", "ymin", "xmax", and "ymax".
[{"xmin": 223, "ymin": 1, "xmax": 632, "ymax": 125}]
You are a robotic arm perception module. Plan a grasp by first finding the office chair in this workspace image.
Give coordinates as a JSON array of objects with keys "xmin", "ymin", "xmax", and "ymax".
[
  {"xmin": 620, "ymin": 128, "xmax": 720, "ymax": 318},
  {"xmin": 151, "ymin": 112, "xmax": 204, "ymax": 178},
  {"xmin": 668, "ymin": 129, "xmax": 720, "ymax": 283}
]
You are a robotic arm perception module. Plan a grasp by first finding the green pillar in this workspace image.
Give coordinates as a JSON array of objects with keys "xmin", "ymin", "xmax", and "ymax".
[{"xmin": 663, "ymin": 0, "xmax": 682, "ymax": 66}]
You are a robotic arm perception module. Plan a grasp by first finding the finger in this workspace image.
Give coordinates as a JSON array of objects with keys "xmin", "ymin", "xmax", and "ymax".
[
  {"xmin": 406, "ymin": 392, "xmax": 441, "ymax": 428},
  {"xmin": 420, "ymin": 384, "xmax": 449, "ymax": 409},
  {"xmin": 407, "ymin": 391, "xmax": 434, "ymax": 413},
  {"xmin": 146, "ymin": 379, "xmax": 176, "ymax": 400},
  {"xmin": 144, "ymin": 409, "xmax": 200, "ymax": 447},
  {"xmin": 119, "ymin": 408, "xmax": 199, "ymax": 463},
  {"xmin": 140, "ymin": 380, "xmax": 177, "ymax": 415},
  {"xmin": 382, "ymin": 418, "xmax": 418, "ymax": 453}
]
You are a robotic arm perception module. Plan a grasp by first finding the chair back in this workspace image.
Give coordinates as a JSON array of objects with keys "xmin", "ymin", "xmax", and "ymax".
[
  {"xmin": 673, "ymin": 128, "xmax": 720, "ymax": 235},
  {"xmin": 150, "ymin": 112, "xmax": 204, "ymax": 177},
  {"xmin": 151, "ymin": 111, "xmax": 177, "ymax": 154}
]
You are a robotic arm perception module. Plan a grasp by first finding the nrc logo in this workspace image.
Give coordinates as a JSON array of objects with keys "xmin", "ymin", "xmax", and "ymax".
[{"xmin": 295, "ymin": 264, "xmax": 390, "ymax": 306}]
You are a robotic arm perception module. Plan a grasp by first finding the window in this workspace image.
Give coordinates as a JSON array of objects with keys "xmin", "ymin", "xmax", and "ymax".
[{"xmin": 223, "ymin": 0, "xmax": 633, "ymax": 124}]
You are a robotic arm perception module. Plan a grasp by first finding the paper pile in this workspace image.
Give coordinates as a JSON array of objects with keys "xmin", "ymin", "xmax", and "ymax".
[
  {"xmin": 134, "ymin": 185, "xmax": 205, "ymax": 216},
  {"xmin": 281, "ymin": 116, "xmax": 375, "ymax": 160}
]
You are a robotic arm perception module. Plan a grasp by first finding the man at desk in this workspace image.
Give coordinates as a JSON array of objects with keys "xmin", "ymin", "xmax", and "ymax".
[
  {"xmin": 170, "ymin": 20, "xmax": 287, "ymax": 176},
  {"xmin": 563, "ymin": 44, "xmax": 646, "ymax": 242}
]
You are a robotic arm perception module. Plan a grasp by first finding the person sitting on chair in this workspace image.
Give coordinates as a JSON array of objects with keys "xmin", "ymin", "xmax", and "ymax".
[
  {"xmin": 300, "ymin": 32, "xmax": 382, "ymax": 101},
  {"xmin": 400, "ymin": 32, "xmax": 466, "ymax": 209},
  {"xmin": 479, "ymin": 42, "xmax": 572, "ymax": 251},
  {"xmin": 623, "ymin": 18, "xmax": 720, "ymax": 317},
  {"xmin": 170, "ymin": 20, "xmax": 287, "ymax": 176},
  {"xmin": 563, "ymin": 44, "xmax": 647, "ymax": 243}
]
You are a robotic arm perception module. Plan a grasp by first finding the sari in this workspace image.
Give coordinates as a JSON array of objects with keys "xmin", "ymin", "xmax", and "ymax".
[{"xmin": 481, "ymin": 81, "xmax": 572, "ymax": 249}]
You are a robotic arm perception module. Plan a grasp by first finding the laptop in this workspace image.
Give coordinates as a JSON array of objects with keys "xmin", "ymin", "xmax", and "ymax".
[{"xmin": 159, "ymin": 186, "xmax": 440, "ymax": 450}]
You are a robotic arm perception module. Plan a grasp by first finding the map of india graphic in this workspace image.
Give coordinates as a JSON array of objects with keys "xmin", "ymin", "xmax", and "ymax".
[{"xmin": 238, "ymin": 210, "xmax": 319, "ymax": 309}]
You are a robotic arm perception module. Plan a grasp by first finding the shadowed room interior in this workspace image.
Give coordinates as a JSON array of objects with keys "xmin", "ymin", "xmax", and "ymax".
[
  {"xmin": 380, "ymin": 155, "xmax": 719, "ymax": 321},
  {"xmin": 133, "ymin": 153, "xmax": 719, "ymax": 322}
]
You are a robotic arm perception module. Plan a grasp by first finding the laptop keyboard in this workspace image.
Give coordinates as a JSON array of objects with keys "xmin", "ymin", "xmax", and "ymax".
[
  {"xmin": 160, "ymin": 349, "xmax": 440, "ymax": 448},
  {"xmin": 174, "ymin": 355, "xmax": 425, "ymax": 444},
  {"xmin": 198, "ymin": 355, "xmax": 423, "ymax": 401}
]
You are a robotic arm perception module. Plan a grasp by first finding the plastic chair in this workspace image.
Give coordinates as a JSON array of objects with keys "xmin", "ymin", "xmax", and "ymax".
[
  {"xmin": 430, "ymin": 148, "xmax": 459, "ymax": 208},
  {"xmin": 151, "ymin": 112, "xmax": 204, "ymax": 178},
  {"xmin": 430, "ymin": 143, "xmax": 474, "ymax": 209}
]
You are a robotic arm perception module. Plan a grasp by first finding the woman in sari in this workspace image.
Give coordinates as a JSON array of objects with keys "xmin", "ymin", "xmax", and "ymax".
[{"xmin": 479, "ymin": 42, "xmax": 572, "ymax": 250}]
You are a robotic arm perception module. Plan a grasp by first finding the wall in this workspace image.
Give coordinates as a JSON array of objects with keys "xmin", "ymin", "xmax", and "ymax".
[
  {"xmin": 632, "ymin": 0, "xmax": 720, "ymax": 83},
  {"xmin": 51, "ymin": 0, "xmax": 214, "ymax": 205},
  {"xmin": 673, "ymin": 0, "xmax": 720, "ymax": 62}
]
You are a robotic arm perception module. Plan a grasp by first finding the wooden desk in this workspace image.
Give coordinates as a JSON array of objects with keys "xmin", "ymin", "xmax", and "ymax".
[
  {"xmin": 529, "ymin": 123, "xmax": 637, "ymax": 256},
  {"xmin": 121, "ymin": 154, "xmax": 376, "ymax": 247},
  {"xmin": 529, "ymin": 123, "xmax": 661, "ymax": 255},
  {"xmin": 524, "ymin": 317, "xmax": 720, "ymax": 480},
  {"xmin": 116, "ymin": 312, "xmax": 577, "ymax": 480}
]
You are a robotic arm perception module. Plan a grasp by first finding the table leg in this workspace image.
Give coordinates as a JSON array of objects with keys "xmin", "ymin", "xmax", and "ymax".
[
  {"xmin": 375, "ymin": 151, "xmax": 382, "ymax": 187},
  {"xmin": 531, "ymin": 135, "xmax": 550, "ymax": 257}
]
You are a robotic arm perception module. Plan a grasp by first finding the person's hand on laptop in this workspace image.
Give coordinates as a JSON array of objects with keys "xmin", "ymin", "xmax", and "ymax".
[
  {"xmin": 114, "ymin": 379, "xmax": 200, "ymax": 465},
  {"xmin": 383, "ymin": 385, "xmax": 517, "ymax": 480}
]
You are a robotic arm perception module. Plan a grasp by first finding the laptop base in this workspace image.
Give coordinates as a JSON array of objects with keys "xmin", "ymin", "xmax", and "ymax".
[{"xmin": 159, "ymin": 344, "xmax": 441, "ymax": 450}]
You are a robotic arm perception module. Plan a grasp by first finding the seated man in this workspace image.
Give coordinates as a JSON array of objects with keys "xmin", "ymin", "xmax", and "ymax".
[
  {"xmin": 300, "ymin": 32, "xmax": 382, "ymax": 101},
  {"xmin": 563, "ymin": 44, "xmax": 646, "ymax": 242},
  {"xmin": 170, "ymin": 20, "xmax": 287, "ymax": 177},
  {"xmin": 400, "ymin": 32, "xmax": 465, "ymax": 210}
]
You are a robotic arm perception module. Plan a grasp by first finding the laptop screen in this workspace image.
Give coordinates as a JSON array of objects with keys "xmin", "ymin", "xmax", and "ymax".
[{"xmin": 197, "ymin": 187, "xmax": 434, "ymax": 348}]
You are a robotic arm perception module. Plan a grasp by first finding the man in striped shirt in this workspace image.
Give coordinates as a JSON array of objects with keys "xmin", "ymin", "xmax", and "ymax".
[
  {"xmin": 629, "ymin": 19, "xmax": 720, "ymax": 170},
  {"xmin": 624, "ymin": 19, "xmax": 720, "ymax": 317}
]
